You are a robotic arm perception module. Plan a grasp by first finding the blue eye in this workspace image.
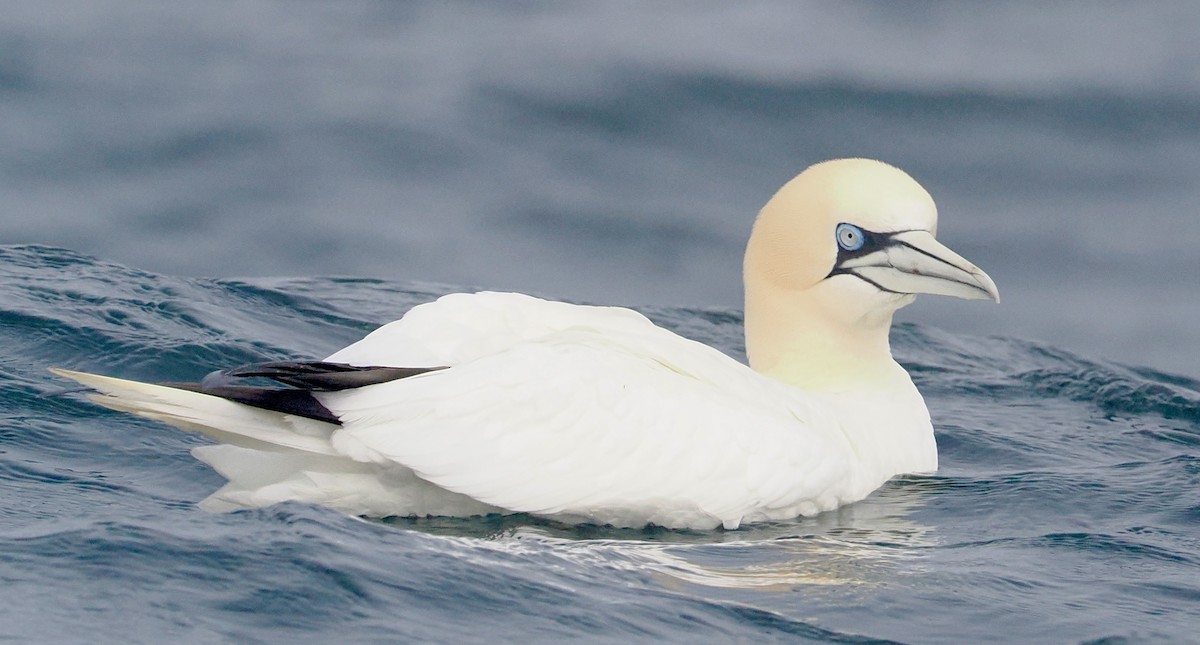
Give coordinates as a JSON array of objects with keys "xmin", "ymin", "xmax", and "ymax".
[{"xmin": 836, "ymin": 223, "xmax": 865, "ymax": 251}]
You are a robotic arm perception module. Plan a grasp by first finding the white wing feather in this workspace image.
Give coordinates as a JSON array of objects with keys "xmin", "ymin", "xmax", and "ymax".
[
  {"xmin": 318, "ymin": 293, "xmax": 855, "ymax": 528},
  {"xmin": 54, "ymin": 292, "xmax": 875, "ymax": 529}
]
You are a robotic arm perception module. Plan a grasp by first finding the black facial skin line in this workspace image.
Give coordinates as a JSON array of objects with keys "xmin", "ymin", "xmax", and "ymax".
[
  {"xmin": 889, "ymin": 237, "xmax": 960, "ymax": 271},
  {"xmin": 824, "ymin": 224, "xmax": 925, "ymax": 293},
  {"xmin": 832, "ymin": 268, "xmax": 905, "ymax": 295}
]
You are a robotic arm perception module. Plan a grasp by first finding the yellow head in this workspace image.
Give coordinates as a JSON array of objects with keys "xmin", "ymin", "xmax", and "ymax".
[{"xmin": 744, "ymin": 159, "xmax": 998, "ymax": 387}]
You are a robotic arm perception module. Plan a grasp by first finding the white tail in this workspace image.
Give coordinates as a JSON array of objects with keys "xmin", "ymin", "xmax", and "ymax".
[
  {"xmin": 50, "ymin": 368, "xmax": 499, "ymax": 517},
  {"xmin": 50, "ymin": 368, "xmax": 339, "ymax": 455}
]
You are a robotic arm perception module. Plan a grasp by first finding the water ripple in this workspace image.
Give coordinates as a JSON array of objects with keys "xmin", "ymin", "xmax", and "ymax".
[{"xmin": 2, "ymin": 246, "xmax": 1199, "ymax": 642}]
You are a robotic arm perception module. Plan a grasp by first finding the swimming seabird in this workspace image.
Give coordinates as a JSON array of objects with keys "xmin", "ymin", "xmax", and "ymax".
[{"xmin": 52, "ymin": 158, "xmax": 998, "ymax": 530}]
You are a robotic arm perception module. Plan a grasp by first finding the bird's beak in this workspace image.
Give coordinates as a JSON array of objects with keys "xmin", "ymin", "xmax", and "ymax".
[{"xmin": 836, "ymin": 230, "xmax": 1000, "ymax": 302}]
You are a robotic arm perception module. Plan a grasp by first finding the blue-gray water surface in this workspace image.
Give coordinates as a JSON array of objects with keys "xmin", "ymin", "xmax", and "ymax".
[
  {"xmin": 3, "ymin": 2, "xmax": 1200, "ymax": 643},
  {"xmin": 2, "ymin": 1, "xmax": 1199, "ymax": 378},
  {"xmin": 2, "ymin": 245, "xmax": 1199, "ymax": 643}
]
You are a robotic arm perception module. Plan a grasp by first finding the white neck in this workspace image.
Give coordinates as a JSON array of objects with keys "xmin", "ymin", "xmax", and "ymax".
[
  {"xmin": 744, "ymin": 280, "xmax": 937, "ymax": 484},
  {"xmin": 744, "ymin": 280, "xmax": 907, "ymax": 391}
]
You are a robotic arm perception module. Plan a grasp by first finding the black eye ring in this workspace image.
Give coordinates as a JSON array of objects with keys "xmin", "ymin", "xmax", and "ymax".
[{"xmin": 836, "ymin": 223, "xmax": 865, "ymax": 251}]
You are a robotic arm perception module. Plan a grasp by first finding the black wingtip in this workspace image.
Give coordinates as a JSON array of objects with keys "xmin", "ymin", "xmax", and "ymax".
[
  {"xmin": 172, "ymin": 361, "xmax": 448, "ymax": 424},
  {"xmin": 168, "ymin": 382, "xmax": 343, "ymax": 425},
  {"xmin": 212, "ymin": 361, "xmax": 447, "ymax": 391}
]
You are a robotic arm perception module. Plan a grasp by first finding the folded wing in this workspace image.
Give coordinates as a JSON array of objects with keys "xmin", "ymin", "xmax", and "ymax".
[{"xmin": 319, "ymin": 295, "xmax": 853, "ymax": 528}]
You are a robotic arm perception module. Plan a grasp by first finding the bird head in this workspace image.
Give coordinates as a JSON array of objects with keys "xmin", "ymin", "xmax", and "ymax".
[{"xmin": 744, "ymin": 159, "xmax": 998, "ymax": 384}]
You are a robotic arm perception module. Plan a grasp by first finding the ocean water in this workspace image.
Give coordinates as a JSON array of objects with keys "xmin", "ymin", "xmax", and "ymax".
[
  {"xmin": 2, "ymin": 1, "xmax": 1199, "ymax": 378},
  {"xmin": 3, "ymin": 1, "xmax": 1200, "ymax": 642},
  {"xmin": 3, "ymin": 245, "xmax": 1199, "ymax": 643}
]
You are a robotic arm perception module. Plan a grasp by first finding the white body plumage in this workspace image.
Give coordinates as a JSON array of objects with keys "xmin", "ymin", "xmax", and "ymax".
[{"xmin": 54, "ymin": 159, "xmax": 997, "ymax": 530}]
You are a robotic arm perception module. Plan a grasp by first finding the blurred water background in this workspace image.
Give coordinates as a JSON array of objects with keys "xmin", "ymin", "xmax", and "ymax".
[
  {"xmin": 2, "ymin": 0, "xmax": 1197, "ymax": 377},
  {"xmin": 2, "ymin": 2, "xmax": 1199, "ymax": 643}
]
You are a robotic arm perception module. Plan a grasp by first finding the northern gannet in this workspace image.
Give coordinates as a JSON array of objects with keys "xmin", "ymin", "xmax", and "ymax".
[{"xmin": 52, "ymin": 159, "xmax": 998, "ymax": 530}]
